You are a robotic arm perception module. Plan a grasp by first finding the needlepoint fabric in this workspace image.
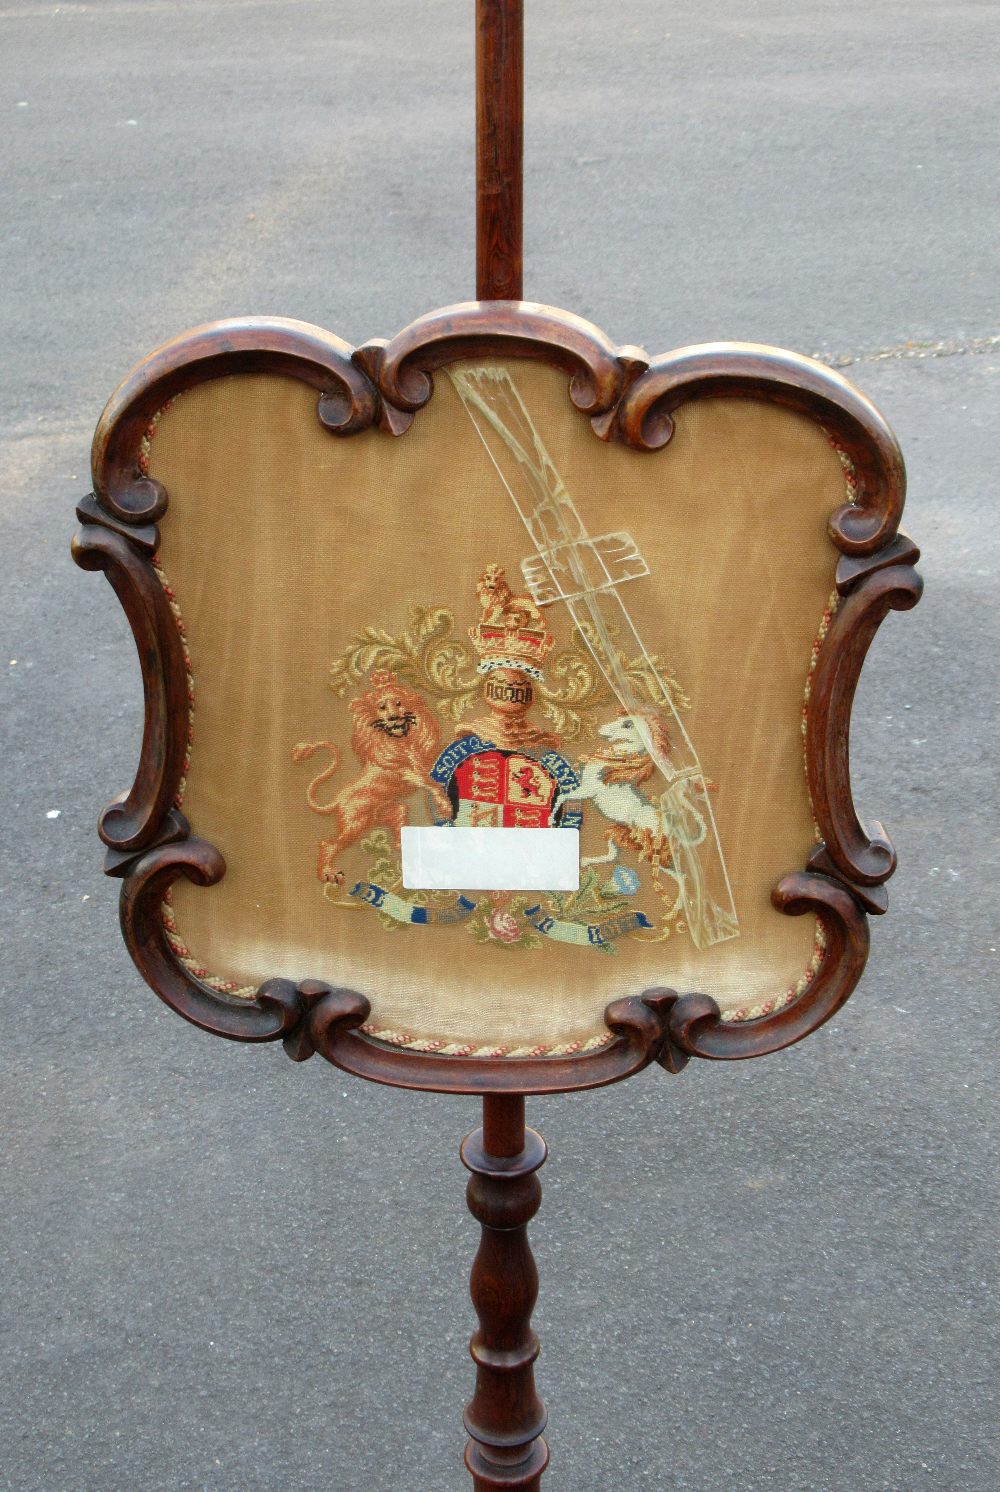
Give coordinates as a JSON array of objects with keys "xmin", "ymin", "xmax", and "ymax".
[{"xmin": 148, "ymin": 358, "xmax": 844, "ymax": 1055}]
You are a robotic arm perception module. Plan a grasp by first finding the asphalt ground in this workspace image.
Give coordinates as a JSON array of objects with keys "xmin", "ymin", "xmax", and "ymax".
[{"xmin": 1, "ymin": 3, "xmax": 997, "ymax": 1489}]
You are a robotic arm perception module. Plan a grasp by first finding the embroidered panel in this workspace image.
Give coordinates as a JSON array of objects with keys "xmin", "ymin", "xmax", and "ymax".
[{"xmin": 147, "ymin": 358, "xmax": 846, "ymax": 1055}]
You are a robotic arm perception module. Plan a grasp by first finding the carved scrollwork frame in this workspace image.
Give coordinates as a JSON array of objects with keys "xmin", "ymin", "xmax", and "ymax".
[{"xmin": 74, "ymin": 301, "xmax": 921, "ymax": 1093}]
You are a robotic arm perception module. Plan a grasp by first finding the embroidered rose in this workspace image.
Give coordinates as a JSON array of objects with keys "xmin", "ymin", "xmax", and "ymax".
[{"xmin": 487, "ymin": 909, "xmax": 521, "ymax": 944}]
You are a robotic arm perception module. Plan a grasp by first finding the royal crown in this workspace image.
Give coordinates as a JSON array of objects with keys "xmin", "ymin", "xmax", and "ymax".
[{"xmin": 469, "ymin": 563, "xmax": 555, "ymax": 677}]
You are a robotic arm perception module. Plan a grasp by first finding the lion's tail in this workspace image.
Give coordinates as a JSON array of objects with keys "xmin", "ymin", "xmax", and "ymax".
[{"xmin": 291, "ymin": 740, "xmax": 342, "ymax": 814}]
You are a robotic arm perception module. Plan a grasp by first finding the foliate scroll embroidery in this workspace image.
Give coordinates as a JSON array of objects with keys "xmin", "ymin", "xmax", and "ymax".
[{"xmin": 293, "ymin": 560, "xmax": 731, "ymax": 957}]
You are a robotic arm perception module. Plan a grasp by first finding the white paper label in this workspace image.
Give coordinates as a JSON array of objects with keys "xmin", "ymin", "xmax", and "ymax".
[{"xmin": 400, "ymin": 826, "xmax": 580, "ymax": 892}]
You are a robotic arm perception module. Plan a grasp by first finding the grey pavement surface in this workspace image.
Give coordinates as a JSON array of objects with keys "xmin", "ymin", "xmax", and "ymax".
[{"xmin": 1, "ymin": 2, "xmax": 996, "ymax": 1489}]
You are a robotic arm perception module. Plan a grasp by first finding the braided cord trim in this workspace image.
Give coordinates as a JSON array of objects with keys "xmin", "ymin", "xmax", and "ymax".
[{"xmin": 141, "ymin": 408, "xmax": 853, "ymax": 1048}]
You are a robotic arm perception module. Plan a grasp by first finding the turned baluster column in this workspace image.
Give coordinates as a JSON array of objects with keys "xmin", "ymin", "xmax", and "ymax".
[
  {"xmin": 465, "ymin": 6, "xmax": 542, "ymax": 1485},
  {"xmin": 462, "ymin": 1093, "xmax": 549, "ymax": 1489}
]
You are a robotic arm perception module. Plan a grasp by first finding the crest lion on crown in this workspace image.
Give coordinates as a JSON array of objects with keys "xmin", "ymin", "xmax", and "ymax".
[{"xmin": 470, "ymin": 563, "xmax": 554, "ymax": 678}]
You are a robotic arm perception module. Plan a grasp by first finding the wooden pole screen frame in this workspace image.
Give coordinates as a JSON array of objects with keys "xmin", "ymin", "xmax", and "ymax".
[
  {"xmin": 73, "ymin": 7, "xmax": 922, "ymax": 1486},
  {"xmin": 74, "ymin": 302, "xmax": 921, "ymax": 1095}
]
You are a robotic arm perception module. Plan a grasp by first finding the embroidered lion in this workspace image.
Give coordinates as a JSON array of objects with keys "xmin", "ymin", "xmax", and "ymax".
[
  {"xmin": 292, "ymin": 669, "xmax": 451, "ymax": 883},
  {"xmin": 476, "ymin": 562, "xmax": 545, "ymax": 631}
]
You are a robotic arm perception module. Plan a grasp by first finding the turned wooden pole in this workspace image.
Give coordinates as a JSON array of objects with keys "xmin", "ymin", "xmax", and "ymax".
[
  {"xmin": 462, "ymin": 1094, "xmax": 549, "ymax": 1489},
  {"xmin": 476, "ymin": 0, "xmax": 523, "ymax": 300},
  {"xmin": 464, "ymin": 8, "xmax": 542, "ymax": 1487}
]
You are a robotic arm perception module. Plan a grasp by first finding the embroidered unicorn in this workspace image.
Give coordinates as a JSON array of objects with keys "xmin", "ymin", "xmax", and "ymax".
[{"xmin": 553, "ymin": 713, "xmax": 711, "ymax": 918}]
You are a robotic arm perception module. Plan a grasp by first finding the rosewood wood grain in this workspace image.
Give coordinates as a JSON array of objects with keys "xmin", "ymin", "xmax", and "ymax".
[
  {"xmin": 835, "ymin": 532, "xmax": 920, "ymax": 593},
  {"xmin": 617, "ymin": 343, "xmax": 907, "ymax": 555},
  {"xmin": 463, "ymin": 1095, "xmax": 549, "ymax": 1490},
  {"xmin": 664, "ymin": 871, "xmax": 870, "ymax": 1061},
  {"xmin": 72, "ymin": 520, "xmax": 188, "ymax": 854},
  {"xmin": 805, "ymin": 845, "xmax": 889, "ymax": 916},
  {"xmin": 120, "ymin": 838, "xmax": 306, "ymax": 1041},
  {"xmin": 103, "ymin": 808, "xmax": 190, "ymax": 879},
  {"xmin": 476, "ymin": 0, "xmax": 523, "ymax": 301},
  {"xmin": 355, "ymin": 300, "xmax": 648, "ymax": 435},
  {"xmin": 91, "ymin": 318, "xmax": 379, "ymax": 524},
  {"xmin": 75, "ymin": 489, "xmax": 159, "ymax": 554},
  {"xmin": 806, "ymin": 561, "xmax": 923, "ymax": 887},
  {"xmin": 75, "ymin": 301, "xmax": 920, "ymax": 1089},
  {"xmin": 305, "ymin": 988, "xmax": 678, "ymax": 1096}
]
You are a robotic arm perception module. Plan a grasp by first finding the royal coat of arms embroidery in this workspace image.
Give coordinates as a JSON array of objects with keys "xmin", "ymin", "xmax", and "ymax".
[{"xmin": 293, "ymin": 367, "xmax": 741, "ymax": 955}]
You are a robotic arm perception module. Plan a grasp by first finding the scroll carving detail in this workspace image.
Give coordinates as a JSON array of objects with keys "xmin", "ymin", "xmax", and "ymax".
[
  {"xmin": 360, "ymin": 300, "xmax": 647, "ymax": 437},
  {"xmin": 120, "ymin": 838, "xmax": 307, "ymax": 1042},
  {"xmin": 74, "ymin": 304, "xmax": 921, "ymax": 1091},
  {"xmin": 304, "ymin": 988, "xmax": 677, "ymax": 1096},
  {"xmin": 72, "ymin": 521, "xmax": 188, "ymax": 854},
  {"xmin": 666, "ymin": 872, "xmax": 869, "ymax": 1060},
  {"xmin": 806, "ymin": 560, "xmax": 923, "ymax": 887},
  {"xmin": 91, "ymin": 319, "xmax": 379, "ymax": 525},
  {"xmin": 617, "ymin": 344, "xmax": 907, "ymax": 555}
]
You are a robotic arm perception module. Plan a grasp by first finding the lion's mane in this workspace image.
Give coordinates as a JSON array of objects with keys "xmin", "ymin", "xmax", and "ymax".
[{"xmin": 348, "ymin": 669, "xmax": 441, "ymax": 772}]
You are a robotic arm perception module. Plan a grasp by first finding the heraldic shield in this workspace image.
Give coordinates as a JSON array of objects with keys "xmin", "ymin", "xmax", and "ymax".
[{"xmin": 75, "ymin": 302, "xmax": 920, "ymax": 1092}]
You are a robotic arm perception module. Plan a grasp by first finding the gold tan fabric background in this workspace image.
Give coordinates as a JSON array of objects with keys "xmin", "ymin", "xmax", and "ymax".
[{"xmin": 150, "ymin": 359, "xmax": 845, "ymax": 1052}]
